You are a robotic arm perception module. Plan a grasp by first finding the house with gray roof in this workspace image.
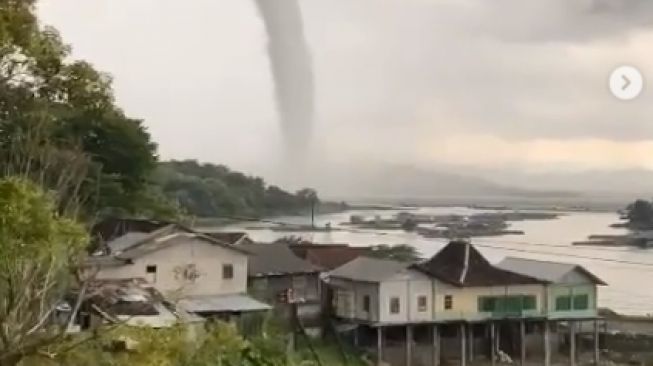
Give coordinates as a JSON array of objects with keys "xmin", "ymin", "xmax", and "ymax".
[
  {"xmin": 240, "ymin": 243, "xmax": 323, "ymax": 327},
  {"xmin": 88, "ymin": 226, "xmax": 270, "ymax": 319},
  {"xmin": 328, "ymin": 256, "xmax": 434, "ymax": 325},
  {"xmin": 497, "ymin": 257, "xmax": 606, "ymax": 320}
]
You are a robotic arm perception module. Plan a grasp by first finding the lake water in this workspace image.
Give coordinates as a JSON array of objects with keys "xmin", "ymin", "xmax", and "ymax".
[{"xmin": 217, "ymin": 207, "xmax": 653, "ymax": 316}]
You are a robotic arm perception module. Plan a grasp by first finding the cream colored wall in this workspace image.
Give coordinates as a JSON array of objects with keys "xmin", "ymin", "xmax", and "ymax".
[
  {"xmin": 433, "ymin": 280, "xmax": 545, "ymax": 321},
  {"xmin": 97, "ymin": 237, "xmax": 248, "ymax": 299}
]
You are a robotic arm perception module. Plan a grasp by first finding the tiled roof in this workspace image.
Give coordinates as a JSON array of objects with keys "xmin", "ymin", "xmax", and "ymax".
[
  {"xmin": 289, "ymin": 244, "xmax": 369, "ymax": 270},
  {"xmin": 328, "ymin": 256, "xmax": 411, "ymax": 283},
  {"xmin": 240, "ymin": 243, "xmax": 321, "ymax": 276},
  {"xmin": 412, "ymin": 241, "xmax": 545, "ymax": 287}
]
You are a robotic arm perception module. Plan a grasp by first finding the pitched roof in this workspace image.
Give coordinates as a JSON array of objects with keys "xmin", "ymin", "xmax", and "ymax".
[
  {"xmin": 412, "ymin": 241, "xmax": 545, "ymax": 287},
  {"xmin": 202, "ymin": 232, "xmax": 251, "ymax": 245},
  {"xmin": 117, "ymin": 232, "xmax": 250, "ymax": 260},
  {"xmin": 92, "ymin": 218, "xmax": 172, "ymax": 242},
  {"xmin": 329, "ymin": 256, "xmax": 412, "ymax": 283},
  {"xmin": 497, "ymin": 257, "xmax": 606, "ymax": 285},
  {"xmin": 289, "ymin": 244, "xmax": 369, "ymax": 270},
  {"xmin": 240, "ymin": 243, "xmax": 321, "ymax": 276}
]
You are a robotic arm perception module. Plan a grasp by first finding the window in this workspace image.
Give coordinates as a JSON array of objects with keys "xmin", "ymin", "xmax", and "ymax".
[
  {"xmin": 363, "ymin": 295, "xmax": 371, "ymax": 312},
  {"xmin": 444, "ymin": 295, "xmax": 453, "ymax": 310},
  {"xmin": 222, "ymin": 264, "xmax": 234, "ymax": 279},
  {"xmin": 522, "ymin": 295, "xmax": 536, "ymax": 310},
  {"xmin": 573, "ymin": 294, "xmax": 589, "ymax": 310},
  {"xmin": 145, "ymin": 265, "xmax": 157, "ymax": 283},
  {"xmin": 477, "ymin": 295, "xmax": 536, "ymax": 313},
  {"xmin": 478, "ymin": 296, "xmax": 496, "ymax": 312},
  {"xmin": 556, "ymin": 296, "xmax": 571, "ymax": 311},
  {"xmin": 390, "ymin": 297, "xmax": 400, "ymax": 314},
  {"xmin": 417, "ymin": 295, "xmax": 428, "ymax": 312}
]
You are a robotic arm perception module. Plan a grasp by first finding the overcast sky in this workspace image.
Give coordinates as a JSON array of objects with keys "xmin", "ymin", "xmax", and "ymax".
[{"xmin": 37, "ymin": 0, "xmax": 653, "ymax": 181}]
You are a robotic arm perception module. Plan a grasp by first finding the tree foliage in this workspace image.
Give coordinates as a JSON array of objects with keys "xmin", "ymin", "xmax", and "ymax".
[
  {"xmin": 626, "ymin": 199, "xmax": 653, "ymax": 228},
  {"xmin": 0, "ymin": 0, "xmax": 163, "ymax": 219},
  {"xmin": 24, "ymin": 322, "xmax": 289, "ymax": 366},
  {"xmin": 368, "ymin": 244, "xmax": 421, "ymax": 262},
  {"xmin": 0, "ymin": 177, "xmax": 88, "ymax": 366},
  {"xmin": 155, "ymin": 160, "xmax": 319, "ymax": 218}
]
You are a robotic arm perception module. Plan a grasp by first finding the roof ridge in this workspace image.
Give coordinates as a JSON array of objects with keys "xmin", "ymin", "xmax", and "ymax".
[{"xmin": 501, "ymin": 256, "xmax": 575, "ymax": 266}]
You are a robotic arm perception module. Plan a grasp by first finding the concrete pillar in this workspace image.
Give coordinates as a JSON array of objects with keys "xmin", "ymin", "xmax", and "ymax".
[
  {"xmin": 569, "ymin": 321, "xmax": 576, "ymax": 366},
  {"xmin": 594, "ymin": 320, "xmax": 600, "ymax": 365},
  {"xmin": 406, "ymin": 325, "xmax": 413, "ymax": 366},
  {"xmin": 377, "ymin": 327, "xmax": 383, "ymax": 366},
  {"xmin": 490, "ymin": 323, "xmax": 496, "ymax": 366},
  {"xmin": 433, "ymin": 324, "xmax": 440, "ymax": 366},
  {"xmin": 461, "ymin": 323, "xmax": 467, "ymax": 366},
  {"xmin": 520, "ymin": 319, "xmax": 526, "ymax": 366},
  {"xmin": 544, "ymin": 321, "xmax": 551, "ymax": 366}
]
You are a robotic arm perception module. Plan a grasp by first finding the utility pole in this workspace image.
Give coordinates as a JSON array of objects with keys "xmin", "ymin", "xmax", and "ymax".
[{"xmin": 311, "ymin": 196, "xmax": 316, "ymax": 229}]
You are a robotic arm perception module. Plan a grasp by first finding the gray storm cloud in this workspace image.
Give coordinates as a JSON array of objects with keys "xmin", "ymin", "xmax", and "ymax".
[{"xmin": 254, "ymin": 0, "xmax": 315, "ymax": 175}]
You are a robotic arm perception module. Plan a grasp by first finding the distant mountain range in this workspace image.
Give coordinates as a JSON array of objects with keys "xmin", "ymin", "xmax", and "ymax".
[{"xmin": 308, "ymin": 163, "xmax": 577, "ymax": 201}]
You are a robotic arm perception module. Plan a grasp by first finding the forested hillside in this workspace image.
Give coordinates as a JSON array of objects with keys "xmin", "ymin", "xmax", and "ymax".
[{"xmin": 154, "ymin": 160, "xmax": 321, "ymax": 218}]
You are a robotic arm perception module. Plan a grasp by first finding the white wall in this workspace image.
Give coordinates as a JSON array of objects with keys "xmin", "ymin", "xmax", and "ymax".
[
  {"xmin": 378, "ymin": 270, "xmax": 432, "ymax": 324},
  {"xmin": 97, "ymin": 236, "xmax": 248, "ymax": 299}
]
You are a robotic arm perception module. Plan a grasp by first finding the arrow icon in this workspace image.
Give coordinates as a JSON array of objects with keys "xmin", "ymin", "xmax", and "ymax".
[
  {"xmin": 622, "ymin": 75, "xmax": 631, "ymax": 91},
  {"xmin": 610, "ymin": 65, "xmax": 643, "ymax": 100}
]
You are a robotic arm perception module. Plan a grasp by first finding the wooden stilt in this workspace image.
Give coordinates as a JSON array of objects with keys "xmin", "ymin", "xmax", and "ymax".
[
  {"xmin": 490, "ymin": 323, "xmax": 496, "ymax": 366},
  {"xmin": 461, "ymin": 323, "xmax": 467, "ymax": 366},
  {"xmin": 468, "ymin": 323, "xmax": 474, "ymax": 362},
  {"xmin": 406, "ymin": 325, "xmax": 413, "ymax": 366},
  {"xmin": 520, "ymin": 319, "xmax": 526, "ymax": 366},
  {"xmin": 354, "ymin": 326, "xmax": 359, "ymax": 347},
  {"xmin": 377, "ymin": 327, "xmax": 383, "ymax": 366},
  {"xmin": 569, "ymin": 321, "xmax": 576, "ymax": 366},
  {"xmin": 544, "ymin": 321, "xmax": 551, "ymax": 366},
  {"xmin": 433, "ymin": 324, "xmax": 440, "ymax": 366},
  {"xmin": 594, "ymin": 319, "xmax": 600, "ymax": 365}
]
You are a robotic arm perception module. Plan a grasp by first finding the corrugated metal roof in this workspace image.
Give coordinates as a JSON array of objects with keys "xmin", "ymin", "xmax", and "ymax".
[
  {"xmin": 240, "ymin": 243, "xmax": 321, "ymax": 276},
  {"xmin": 496, "ymin": 257, "xmax": 606, "ymax": 285},
  {"xmin": 178, "ymin": 294, "xmax": 271, "ymax": 313},
  {"xmin": 107, "ymin": 232, "xmax": 151, "ymax": 254},
  {"xmin": 328, "ymin": 256, "xmax": 410, "ymax": 282}
]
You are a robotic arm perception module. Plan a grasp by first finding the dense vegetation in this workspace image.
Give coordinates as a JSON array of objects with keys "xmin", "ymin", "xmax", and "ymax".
[
  {"xmin": 625, "ymin": 199, "xmax": 653, "ymax": 229},
  {"xmin": 154, "ymin": 160, "xmax": 320, "ymax": 218}
]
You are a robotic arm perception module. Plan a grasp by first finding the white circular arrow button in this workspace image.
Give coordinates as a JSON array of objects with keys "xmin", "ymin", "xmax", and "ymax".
[{"xmin": 609, "ymin": 65, "xmax": 643, "ymax": 100}]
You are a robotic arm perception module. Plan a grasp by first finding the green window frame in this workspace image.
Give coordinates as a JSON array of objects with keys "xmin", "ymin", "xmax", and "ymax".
[
  {"xmin": 477, "ymin": 295, "xmax": 536, "ymax": 312},
  {"xmin": 478, "ymin": 297, "xmax": 496, "ymax": 312},
  {"xmin": 556, "ymin": 296, "xmax": 571, "ymax": 311},
  {"xmin": 573, "ymin": 294, "xmax": 589, "ymax": 310}
]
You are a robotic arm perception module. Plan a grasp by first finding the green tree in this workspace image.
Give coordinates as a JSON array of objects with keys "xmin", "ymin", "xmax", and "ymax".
[
  {"xmin": 368, "ymin": 244, "xmax": 421, "ymax": 262},
  {"xmin": 0, "ymin": 177, "xmax": 88, "ymax": 366},
  {"xmin": 627, "ymin": 199, "xmax": 653, "ymax": 227},
  {"xmin": 1, "ymin": 0, "xmax": 164, "ymax": 219}
]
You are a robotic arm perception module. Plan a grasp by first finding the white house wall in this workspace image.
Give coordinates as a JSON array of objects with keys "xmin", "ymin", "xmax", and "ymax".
[{"xmin": 97, "ymin": 237, "xmax": 248, "ymax": 299}]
